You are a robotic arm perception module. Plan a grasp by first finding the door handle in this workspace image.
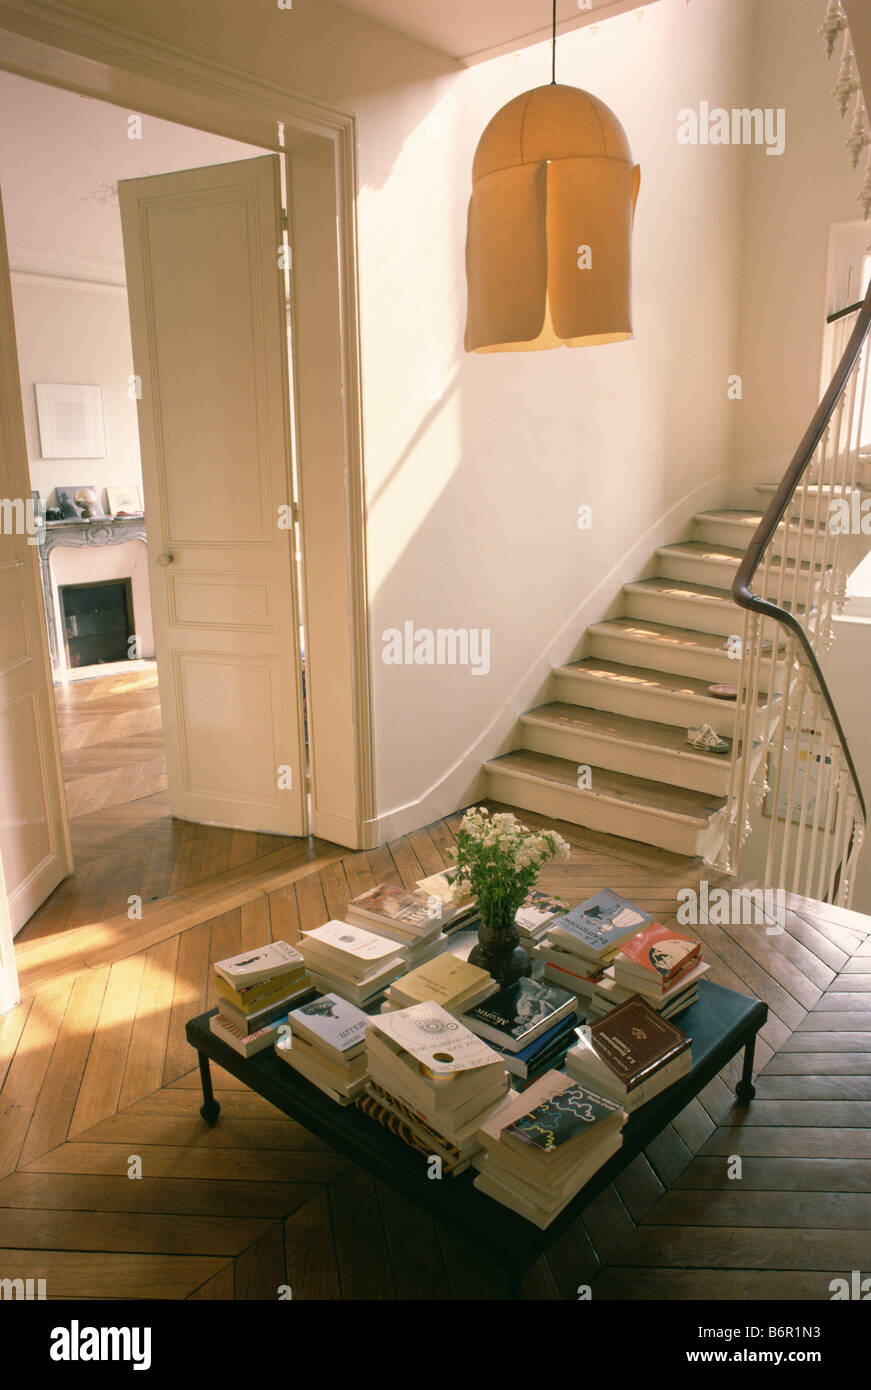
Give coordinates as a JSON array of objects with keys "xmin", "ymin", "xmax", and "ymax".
[{"xmin": 156, "ymin": 552, "xmax": 174, "ymax": 566}]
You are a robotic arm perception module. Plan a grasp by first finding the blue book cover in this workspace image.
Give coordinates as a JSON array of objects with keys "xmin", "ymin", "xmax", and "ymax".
[{"xmin": 552, "ymin": 889, "xmax": 652, "ymax": 954}]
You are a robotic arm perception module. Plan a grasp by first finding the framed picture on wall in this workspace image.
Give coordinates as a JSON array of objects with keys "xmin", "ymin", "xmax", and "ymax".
[
  {"xmin": 35, "ymin": 383, "xmax": 106, "ymax": 459},
  {"xmin": 106, "ymin": 485, "xmax": 144, "ymax": 517}
]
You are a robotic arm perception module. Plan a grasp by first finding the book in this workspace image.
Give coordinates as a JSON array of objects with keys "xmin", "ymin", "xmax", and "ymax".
[
  {"xmin": 566, "ymin": 1031, "xmax": 691, "ymax": 1111},
  {"xmin": 210, "ymin": 1010, "xmax": 288, "ymax": 1057},
  {"xmin": 368, "ymin": 1000, "xmax": 504, "ymax": 1078},
  {"xmin": 502, "ymin": 1080, "xmax": 624, "ymax": 1159},
  {"xmin": 218, "ymin": 981, "xmax": 313, "ymax": 1034},
  {"xmin": 592, "ymin": 960, "xmax": 709, "ymax": 1012},
  {"xmin": 613, "ymin": 923, "xmax": 701, "ymax": 990},
  {"xmin": 473, "ymin": 1069, "xmax": 626, "ymax": 1216},
  {"xmin": 287, "ymin": 993, "xmax": 369, "ymax": 1061},
  {"xmin": 216, "ymin": 971, "xmax": 310, "ymax": 1018},
  {"xmin": 299, "ymin": 921, "xmax": 405, "ymax": 980},
  {"xmin": 356, "ymin": 1089, "xmax": 474, "ymax": 1175},
  {"xmin": 307, "ymin": 966, "xmax": 399, "ymax": 1008},
  {"xmin": 275, "ymin": 1034, "xmax": 367, "ymax": 1105},
  {"xmin": 575, "ymin": 994, "xmax": 691, "ymax": 1093},
  {"xmin": 215, "ymin": 967, "xmax": 307, "ymax": 1013},
  {"xmin": 493, "ymin": 1015, "xmax": 581, "ymax": 1080},
  {"xmin": 474, "ymin": 1129, "xmax": 623, "ymax": 1227},
  {"xmin": 415, "ymin": 866, "xmax": 474, "ymax": 908},
  {"xmin": 214, "ymin": 940, "xmax": 304, "ymax": 989},
  {"xmin": 548, "ymin": 890, "xmax": 652, "ymax": 960},
  {"xmin": 515, "ymin": 888, "xmax": 569, "ymax": 936},
  {"xmin": 462, "ymin": 977, "xmax": 578, "ymax": 1051},
  {"xmin": 383, "ymin": 954, "xmax": 496, "ymax": 1014},
  {"xmin": 345, "ymin": 884, "xmax": 446, "ymax": 939}
]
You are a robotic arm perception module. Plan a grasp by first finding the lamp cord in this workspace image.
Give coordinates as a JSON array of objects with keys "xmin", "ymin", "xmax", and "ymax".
[{"xmin": 552, "ymin": 0, "xmax": 557, "ymax": 83}]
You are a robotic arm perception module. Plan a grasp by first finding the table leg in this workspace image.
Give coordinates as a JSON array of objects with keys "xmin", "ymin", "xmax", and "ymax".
[
  {"xmin": 735, "ymin": 1033, "xmax": 757, "ymax": 1103},
  {"xmin": 198, "ymin": 1051, "xmax": 221, "ymax": 1125}
]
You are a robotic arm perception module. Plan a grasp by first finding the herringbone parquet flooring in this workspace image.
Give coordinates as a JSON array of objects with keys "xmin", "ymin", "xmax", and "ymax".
[{"xmin": 4, "ymin": 791, "xmax": 869, "ymax": 1300}]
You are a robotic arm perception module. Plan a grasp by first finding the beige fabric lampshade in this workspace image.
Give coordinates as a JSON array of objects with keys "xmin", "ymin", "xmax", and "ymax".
[{"xmin": 465, "ymin": 84, "xmax": 640, "ymax": 353}]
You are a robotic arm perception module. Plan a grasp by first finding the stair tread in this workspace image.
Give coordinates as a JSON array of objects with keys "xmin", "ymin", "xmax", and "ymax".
[
  {"xmin": 658, "ymin": 540, "xmax": 830, "ymax": 574},
  {"xmin": 522, "ymin": 701, "xmax": 736, "ymax": 760},
  {"xmin": 697, "ymin": 508, "xmax": 827, "ymax": 532},
  {"xmin": 558, "ymin": 657, "xmax": 773, "ymax": 707},
  {"xmin": 590, "ymin": 616, "xmax": 753, "ymax": 653},
  {"xmin": 486, "ymin": 750, "xmax": 726, "ymax": 823},
  {"xmin": 625, "ymin": 576, "xmax": 735, "ymax": 604},
  {"xmin": 757, "ymin": 482, "xmax": 870, "ymax": 494}
]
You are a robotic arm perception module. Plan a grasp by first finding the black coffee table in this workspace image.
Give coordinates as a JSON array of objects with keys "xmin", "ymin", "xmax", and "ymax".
[{"xmin": 186, "ymin": 978, "xmax": 767, "ymax": 1295}]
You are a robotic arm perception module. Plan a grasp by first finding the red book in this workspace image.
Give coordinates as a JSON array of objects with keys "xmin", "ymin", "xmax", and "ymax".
[{"xmin": 614, "ymin": 923, "xmax": 700, "ymax": 989}]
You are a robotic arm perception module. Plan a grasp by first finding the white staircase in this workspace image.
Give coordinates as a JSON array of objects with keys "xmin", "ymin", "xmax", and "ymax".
[{"xmin": 484, "ymin": 495, "xmax": 831, "ymax": 859}]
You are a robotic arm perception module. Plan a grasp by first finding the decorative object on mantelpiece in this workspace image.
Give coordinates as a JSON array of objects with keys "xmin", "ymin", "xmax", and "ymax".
[
  {"xmin": 34, "ymin": 383, "xmax": 106, "ymax": 459},
  {"xmin": 464, "ymin": 0, "xmax": 639, "ymax": 353},
  {"xmin": 55, "ymin": 485, "xmax": 106, "ymax": 521},
  {"xmin": 45, "ymin": 507, "xmax": 62, "ymax": 522},
  {"xmin": 452, "ymin": 808, "xmax": 570, "ymax": 986},
  {"xmin": 107, "ymin": 485, "xmax": 144, "ymax": 518}
]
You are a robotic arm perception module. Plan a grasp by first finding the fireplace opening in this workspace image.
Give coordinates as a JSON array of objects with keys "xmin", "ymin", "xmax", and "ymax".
[{"xmin": 58, "ymin": 578, "xmax": 134, "ymax": 669}]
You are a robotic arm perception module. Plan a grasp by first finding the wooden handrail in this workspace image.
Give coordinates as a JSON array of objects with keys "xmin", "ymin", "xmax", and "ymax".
[{"xmin": 733, "ymin": 281, "xmax": 871, "ymax": 826}]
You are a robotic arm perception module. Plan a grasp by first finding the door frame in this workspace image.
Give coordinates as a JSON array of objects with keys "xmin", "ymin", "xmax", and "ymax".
[{"xmin": 0, "ymin": 8, "xmax": 376, "ymax": 850}]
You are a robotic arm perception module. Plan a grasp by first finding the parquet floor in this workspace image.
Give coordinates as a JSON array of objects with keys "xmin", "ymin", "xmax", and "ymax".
[
  {"xmin": 4, "ymin": 796, "xmax": 868, "ymax": 1300},
  {"xmin": 19, "ymin": 669, "xmax": 311, "ymax": 946}
]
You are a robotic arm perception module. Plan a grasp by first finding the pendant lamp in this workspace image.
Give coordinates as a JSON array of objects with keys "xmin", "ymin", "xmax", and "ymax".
[{"xmin": 464, "ymin": 4, "xmax": 640, "ymax": 353}]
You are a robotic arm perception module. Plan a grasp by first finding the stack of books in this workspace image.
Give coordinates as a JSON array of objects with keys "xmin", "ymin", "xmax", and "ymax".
[
  {"xmin": 462, "ymin": 977, "xmax": 580, "ymax": 1084},
  {"xmin": 473, "ymin": 1070, "xmax": 626, "ymax": 1228},
  {"xmin": 514, "ymin": 888, "xmax": 569, "ymax": 955},
  {"xmin": 297, "ymin": 920, "xmax": 406, "ymax": 1007},
  {"xmin": 382, "ymin": 953, "xmax": 497, "ymax": 1015},
  {"xmin": 565, "ymin": 994, "xmax": 692, "ymax": 1112},
  {"xmin": 415, "ymin": 867, "xmax": 479, "ymax": 935},
  {"xmin": 210, "ymin": 941, "xmax": 313, "ymax": 1056},
  {"xmin": 589, "ymin": 924, "xmax": 707, "ymax": 1020},
  {"xmin": 275, "ymin": 992, "xmax": 370, "ymax": 1104},
  {"xmin": 345, "ymin": 884, "xmax": 451, "ymax": 964},
  {"xmin": 536, "ymin": 889, "xmax": 651, "ymax": 1000},
  {"xmin": 359, "ymin": 1002, "xmax": 510, "ymax": 1175},
  {"xmin": 587, "ymin": 956, "xmax": 708, "ymax": 1019}
]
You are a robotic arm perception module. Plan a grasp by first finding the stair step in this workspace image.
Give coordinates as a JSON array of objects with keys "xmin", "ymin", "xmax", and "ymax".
[
  {"xmin": 485, "ymin": 750, "xmax": 727, "ymax": 857},
  {"xmin": 655, "ymin": 540, "xmax": 829, "ymax": 597},
  {"xmin": 522, "ymin": 702, "xmax": 733, "ymax": 760},
  {"xmin": 658, "ymin": 540, "xmax": 828, "ymax": 575},
  {"xmin": 520, "ymin": 702, "xmax": 735, "ymax": 795},
  {"xmin": 756, "ymin": 482, "xmax": 870, "ymax": 496},
  {"xmin": 588, "ymin": 617, "xmax": 780, "ymax": 681},
  {"xmin": 623, "ymin": 577, "xmax": 738, "ymax": 637}
]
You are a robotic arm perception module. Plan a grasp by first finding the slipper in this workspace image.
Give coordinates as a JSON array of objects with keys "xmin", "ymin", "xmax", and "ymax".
[
  {"xmin": 708, "ymin": 684, "xmax": 738, "ymax": 700},
  {"xmin": 687, "ymin": 723, "xmax": 731, "ymax": 755}
]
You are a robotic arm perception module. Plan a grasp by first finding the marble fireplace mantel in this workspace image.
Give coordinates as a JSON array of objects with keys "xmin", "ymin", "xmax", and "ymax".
[{"xmin": 37, "ymin": 516, "xmax": 152, "ymax": 676}]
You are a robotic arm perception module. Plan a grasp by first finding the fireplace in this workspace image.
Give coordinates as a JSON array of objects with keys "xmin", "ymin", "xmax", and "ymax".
[
  {"xmin": 36, "ymin": 516, "xmax": 154, "ymax": 679},
  {"xmin": 58, "ymin": 579, "xmax": 135, "ymax": 669}
]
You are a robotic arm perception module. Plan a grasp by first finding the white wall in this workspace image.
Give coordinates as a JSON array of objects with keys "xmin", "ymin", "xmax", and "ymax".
[
  {"xmin": 731, "ymin": 0, "xmax": 863, "ymax": 505},
  {"xmin": 365, "ymin": 0, "xmax": 753, "ymax": 832},
  {"xmin": 11, "ymin": 278, "xmax": 141, "ymax": 511}
]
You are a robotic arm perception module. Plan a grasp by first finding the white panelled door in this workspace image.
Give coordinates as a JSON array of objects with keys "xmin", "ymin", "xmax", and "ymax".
[
  {"xmin": 0, "ymin": 187, "xmax": 71, "ymax": 946},
  {"xmin": 119, "ymin": 156, "xmax": 306, "ymax": 836}
]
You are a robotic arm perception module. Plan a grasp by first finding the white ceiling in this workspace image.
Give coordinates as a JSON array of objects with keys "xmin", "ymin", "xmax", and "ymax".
[{"xmin": 331, "ymin": 0, "xmax": 654, "ymax": 66}]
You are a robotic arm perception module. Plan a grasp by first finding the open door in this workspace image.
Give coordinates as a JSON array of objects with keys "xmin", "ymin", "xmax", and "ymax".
[
  {"xmin": 0, "ymin": 187, "xmax": 72, "ymax": 947},
  {"xmin": 119, "ymin": 156, "xmax": 307, "ymax": 836}
]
